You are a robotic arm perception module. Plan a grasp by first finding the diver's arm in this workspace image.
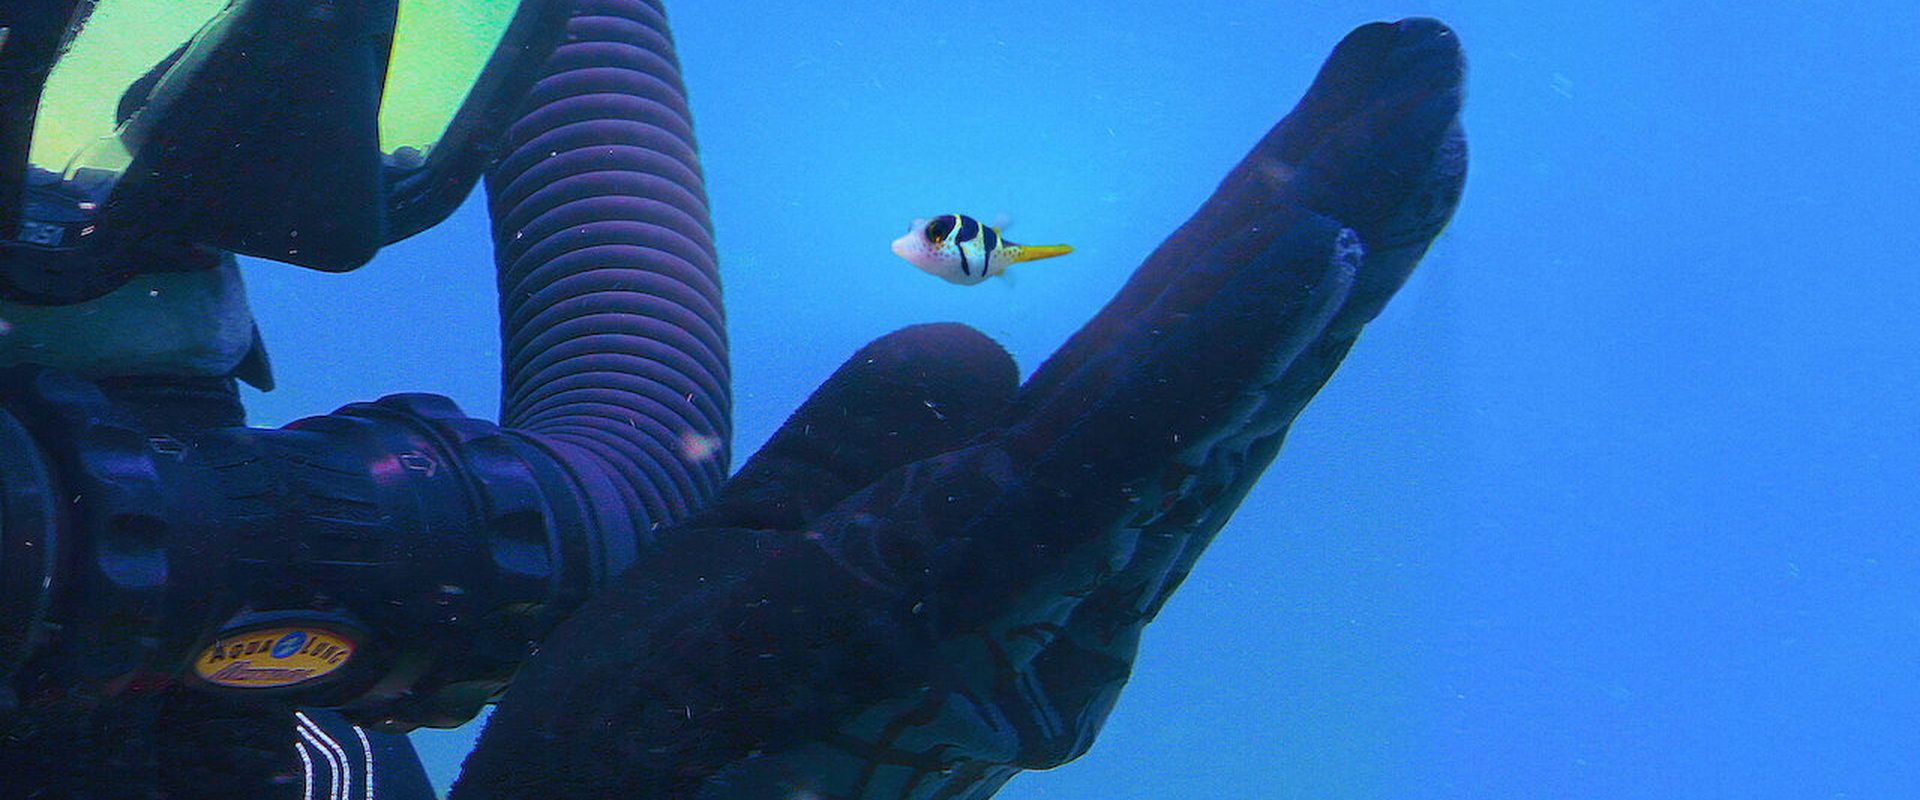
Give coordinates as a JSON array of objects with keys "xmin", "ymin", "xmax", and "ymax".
[{"xmin": 451, "ymin": 17, "xmax": 1466, "ymax": 800}]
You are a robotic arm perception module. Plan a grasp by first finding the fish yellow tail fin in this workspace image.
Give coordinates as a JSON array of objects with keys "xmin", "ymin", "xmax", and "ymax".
[{"xmin": 1008, "ymin": 244, "xmax": 1073, "ymax": 264}]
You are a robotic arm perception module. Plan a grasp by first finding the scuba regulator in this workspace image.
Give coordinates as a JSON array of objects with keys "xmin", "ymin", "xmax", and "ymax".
[
  {"xmin": 0, "ymin": 0, "xmax": 663, "ymax": 729},
  {"xmin": 0, "ymin": 370, "xmax": 624, "ymax": 730},
  {"xmin": 0, "ymin": 0, "xmax": 730, "ymax": 732}
]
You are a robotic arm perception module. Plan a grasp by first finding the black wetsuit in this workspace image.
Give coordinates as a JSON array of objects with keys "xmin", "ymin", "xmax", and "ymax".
[{"xmin": 289, "ymin": 711, "xmax": 435, "ymax": 800}]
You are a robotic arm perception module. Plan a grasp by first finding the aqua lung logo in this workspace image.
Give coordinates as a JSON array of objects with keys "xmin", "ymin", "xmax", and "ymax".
[{"xmin": 194, "ymin": 627, "xmax": 356, "ymax": 688}]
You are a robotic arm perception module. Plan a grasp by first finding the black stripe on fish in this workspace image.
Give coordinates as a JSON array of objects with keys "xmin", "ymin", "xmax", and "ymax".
[
  {"xmin": 955, "ymin": 215, "xmax": 980, "ymax": 242},
  {"xmin": 981, "ymin": 225, "xmax": 999, "ymax": 254},
  {"xmin": 958, "ymin": 244, "xmax": 971, "ymax": 276},
  {"xmin": 926, "ymin": 215, "xmax": 957, "ymax": 243}
]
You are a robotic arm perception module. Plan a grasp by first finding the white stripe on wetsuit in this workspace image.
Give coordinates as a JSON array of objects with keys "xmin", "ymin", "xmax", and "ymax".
[
  {"xmin": 354, "ymin": 722, "xmax": 377, "ymax": 800},
  {"xmin": 294, "ymin": 712, "xmax": 380, "ymax": 800},
  {"xmin": 295, "ymin": 733, "xmax": 317, "ymax": 800},
  {"xmin": 295, "ymin": 711, "xmax": 351, "ymax": 800}
]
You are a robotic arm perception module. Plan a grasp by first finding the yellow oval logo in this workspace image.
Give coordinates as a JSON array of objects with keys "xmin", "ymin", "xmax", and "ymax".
[{"xmin": 193, "ymin": 627, "xmax": 356, "ymax": 688}]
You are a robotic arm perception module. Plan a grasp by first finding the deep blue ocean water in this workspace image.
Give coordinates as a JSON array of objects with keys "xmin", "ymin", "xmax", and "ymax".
[{"xmin": 236, "ymin": 1, "xmax": 1920, "ymax": 797}]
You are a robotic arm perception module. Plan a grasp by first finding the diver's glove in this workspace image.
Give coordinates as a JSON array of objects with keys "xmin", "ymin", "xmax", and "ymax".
[{"xmin": 453, "ymin": 17, "xmax": 1467, "ymax": 800}]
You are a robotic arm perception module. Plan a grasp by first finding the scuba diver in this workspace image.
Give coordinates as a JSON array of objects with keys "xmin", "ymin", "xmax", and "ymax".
[{"xmin": 0, "ymin": 0, "xmax": 1466, "ymax": 798}]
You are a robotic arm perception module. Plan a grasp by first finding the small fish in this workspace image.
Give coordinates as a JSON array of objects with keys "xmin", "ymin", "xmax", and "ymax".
[{"xmin": 891, "ymin": 214, "xmax": 1072, "ymax": 285}]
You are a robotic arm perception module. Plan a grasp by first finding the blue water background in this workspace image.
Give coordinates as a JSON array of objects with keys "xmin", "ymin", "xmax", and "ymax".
[{"xmin": 238, "ymin": 1, "xmax": 1920, "ymax": 797}]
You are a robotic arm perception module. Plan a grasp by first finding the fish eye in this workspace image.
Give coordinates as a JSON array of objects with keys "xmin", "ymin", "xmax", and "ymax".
[{"xmin": 924, "ymin": 215, "xmax": 956, "ymax": 244}]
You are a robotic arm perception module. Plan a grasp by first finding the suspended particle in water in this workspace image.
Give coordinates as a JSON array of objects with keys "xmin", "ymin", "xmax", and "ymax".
[{"xmin": 680, "ymin": 432, "xmax": 723, "ymax": 463}]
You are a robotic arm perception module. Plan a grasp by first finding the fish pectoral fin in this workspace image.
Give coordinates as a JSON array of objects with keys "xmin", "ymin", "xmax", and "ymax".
[{"xmin": 1008, "ymin": 244, "xmax": 1073, "ymax": 264}]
